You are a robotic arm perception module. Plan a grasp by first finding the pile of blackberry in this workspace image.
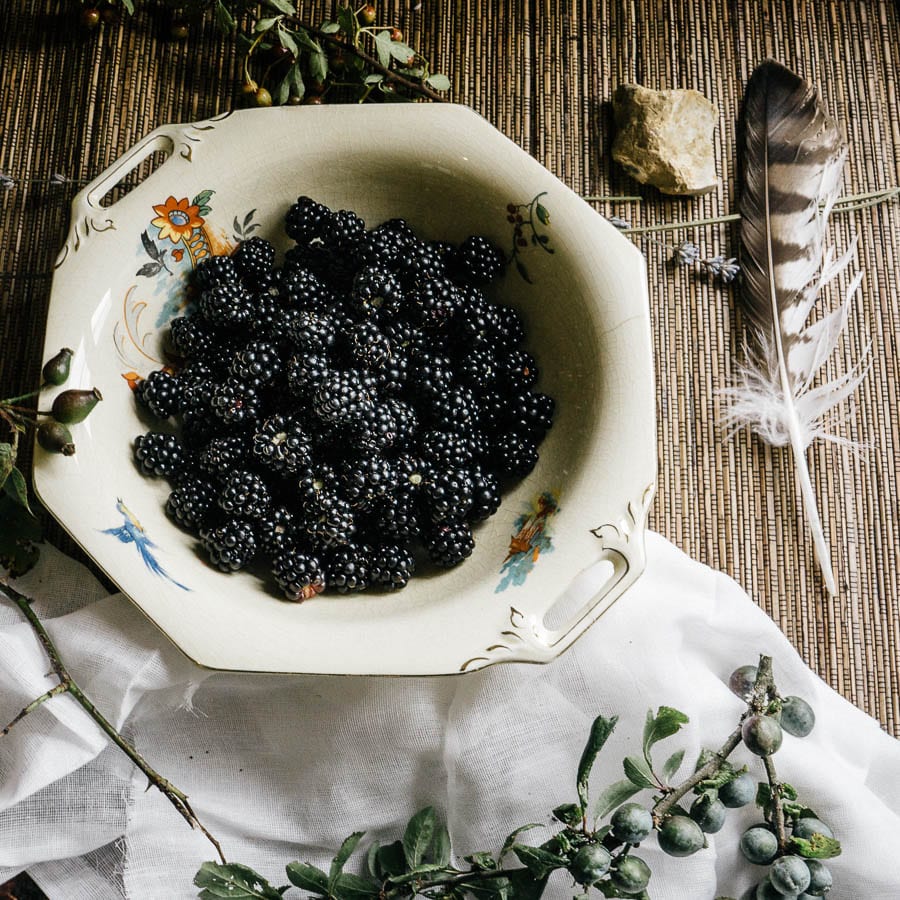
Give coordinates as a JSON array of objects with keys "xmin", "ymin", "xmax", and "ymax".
[{"xmin": 133, "ymin": 197, "xmax": 554, "ymax": 601}]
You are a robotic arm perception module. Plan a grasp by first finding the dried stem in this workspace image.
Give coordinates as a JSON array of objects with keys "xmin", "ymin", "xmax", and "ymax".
[
  {"xmin": 0, "ymin": 581, "xmax": 226, "ymax": 864},
  {"xmin": 763, "ymin": 754, "xmax": 788, "ymax": 853}
]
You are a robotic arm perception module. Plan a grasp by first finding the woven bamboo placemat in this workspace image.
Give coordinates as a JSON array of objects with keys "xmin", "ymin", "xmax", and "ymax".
[{"xmin": 1, "ymin": 0, "xmax": 898, "ymax": 752}]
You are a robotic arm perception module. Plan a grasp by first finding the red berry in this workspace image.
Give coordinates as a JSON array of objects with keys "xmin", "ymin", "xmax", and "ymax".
[
  {"xmin": 80, "ymin": 7, "xmax": 101, "ymax": 29},
  {"xmin": 304, "ymin": 95, "xmax": 324, "ymax": 105},
  {"xmin": 358, "ymin": 3, "xmax": 377, "ymax": 25},
  {"xmin": 390, "ymin": 27, "xmax": 403, "ymax": 41}
]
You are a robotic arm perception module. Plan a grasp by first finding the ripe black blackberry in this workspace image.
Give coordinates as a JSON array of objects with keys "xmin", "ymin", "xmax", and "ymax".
[
  {"xmin": 280, "ymin": 267, "xmax": 335, "ymax": 311},
  {"xmin": 457, "ymin": 348, "xmax": 499, "ymax": 393},
  {"xmin": 475, "ymin": 390, "xmax": 507, "ymax": 435},
  {"xmin": 286, "ymin": 353, "xmax": 332, "ymax": 395},
  {"xmin": 371, "ymin": 353, "xmax": 409, "ymax": 397},
  {"xmin": 353, "ymin": 402, "xmax": 399, "ymax": 453},
  {"xmin": 312, "ymin": 370, "xmax": 374, "ymax": 426},
  {"xmin": 169, "ymin": 315, "xmax": 215, "ymax": 359},
  {"xmin": 396, "ymin": 240, "xmax": 449, "ymax": 288},
  {"xmin": 347, "ymin": 321, "xmax": 391, "ymax": 369},
  {"xmin": 210, "ymin": 377, "xmax": 262, "ymax": 426},
  {"xmin": 427, "ymin": 386, "xmax": 479, "ymax": 433},
  {"xmin": 369, "ymin": 543, "xmax": 416, "ymax": 591},
  {"xmin": 424, "ymin": 519, "xmax": 475, "ymax": 568},
  {"xmin": 230, "ymin": 340, "xmax": 282, "ymax": 385},
  {"xmin": 252, "ymin": 414, "xmax": 313, "ymax": 475},
  {"xmin": 296, "ymin": 463, "xmax": 340, "ymax": 507},
  {"xmin": 468, "ymin": 466, "xmax": 502, "ymax": 521},
  {"xmin": 165, "ymin": 478, "xmax": 218, "ymax": 532},
  {"xmin": 493, "ymin": 304, "xmax": 526, "ymax": 348},
  {"xmin": 453, "ymin": 235, "xmax": 505, "ymax": 286},
  {"xmin": 504, "ymin": 391, "xmax": 555, "ymax": 437},
  {"xmin": 301, "ymin": 489, "xmax": 356, "ymax": 548},
  {"xmin": 408, "ymin": 277, "xmax": 461, "ymax": 330},
  {"xmin": 218, "ymin": 470, "xmax": 272, "ymax": 520},
  {"xmin": 492, "ymin": 432, "xmax": 540, "ymax": 478},
  {"xmin": 136, "ymin": 370, "xmax": 181, "ymax": 419},
  {"xmin": 366, "ymin": 486, "xmax": 420, "ymax": 541},
  {"xmin": 250, "ymin": 290, "xmax": 294, "ymax": 344},
  {"xmin": 338, "ymin": 452, "xmax": 397, "ymax": 511},
  {"xmin": 285, "ymin": 196, "xmax": 334, "ymax": 244},
  {"xmin": 496, "ymin": 349, "xmax": 538, "ymax": 391},
  {"xmin": 257, "ymin": 506, "xmax": 298, "ymax": 559},
  {"xmin": 324, "ymin": 543, "xmax": 372, "ymax": 593},
  {"xmin": 134, "ymin": 432, "xmax": 187, "ymax": 478},
  {"xmin": 179, "ymin": 401, "xmax": 218, "ymax": 451},
  {"xmin": 384, "ymin": 320, "xmax": 428, "ymax": 359},
  {"xmin": 232, "ymin": 237, "xmax": 275, "ymax": 285},
  {"xmin": 288, "ymin": 310, "xmax": 337, "ymax": 352},
  {"xmin": 383, "ymin": 398, "xmax": 419, "ymax": 447},
  {"xmin": 198, "ymin": 283, "xmax": 255, "ymax": 329},
  {"xmin": 322, "ymin": 208, "xmax": 365, "ymax": 253},
  {"xmin": 451, "ymin": 293, "xmax": 503, "ymax": 349},
  {"xmin": 201, "ymin": 519, "xmax": 257, "ymax": 572},
  {"xmin": 408, "ymin": 352, "xmax": 454, "ymax": 403},
  {"xmin": 194, "ymin": 254, "xmax": 239, "ymax": 291},
  {"xmin": 351, "ymin": 266, "xmax": 405, "ymax": 318},
  {"xmin": 272, "ymin": 547, "xmax": 326, "ymax": 601},
  {"xmin": 417, "ymin": 430, "xmax": 478, "ymax": 469},
  {"xmin": 421, "ymin": 466, "xmax": 474, "ymax": 522},
  {"xmin": 197, "ymin": 434, "xmax": 249, "ymax": 478}
]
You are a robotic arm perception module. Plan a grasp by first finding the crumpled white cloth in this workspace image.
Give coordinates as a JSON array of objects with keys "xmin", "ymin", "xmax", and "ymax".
[{"xmin": 0, "ymin": 534, "xmax": 898, "ymax": 900}]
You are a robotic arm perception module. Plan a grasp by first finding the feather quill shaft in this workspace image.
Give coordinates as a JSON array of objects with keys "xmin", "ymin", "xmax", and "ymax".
[{"xmin": 724, "ymin": 59, "xmax": 866, "ymax": 596}]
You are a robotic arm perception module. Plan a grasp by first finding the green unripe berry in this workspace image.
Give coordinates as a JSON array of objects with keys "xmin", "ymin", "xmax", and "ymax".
[
  {"xmin": 770, "ymin": 855, "xmax": 811, "ymax": 895},
  {"xmin": 729, "ymin": 664, "xmax": 759, "ymax": 701},
  {"xmin": 791, "ymin": 817, "xmax": 833, "ymax": 840},
  {"xmin": 254, "ymin": 88, "xmax": 273, "ymax": 108},
  {"xmin": 804, "ymin": 859, "xmax": 833, "ymax": 895},
  {"xmin": 80, "ymin": 7, "xmax": 101, "ymax": 29},
  {"xmin": 780, "ymin": 696, "xmax": 816, "ymax": 737},
  {"xmin": 37, "ymin": 421, "xmax": 76, "ymax": 456},
  {"xmin": 50, "ymin": 387, "xmax": 102, "ymax": 424},
  {"xmin": 568, "ymin": 844, "xmax": 612, "ymax": 886},
  {"xmin": 742, "ymin": 714, "xmax": 784, "ymax": 756},
  {"xmin": 740, "ymin": 826, "xmax": 778, "ymax": 865},
  {"xmin": 657, "ymin": 815, "xmax": 705, "ymax": 857},
  {"xmin": 719, "ymin": 772, "xmax": 756, "ymax": 807},
  {"xmin": 358, "ymin": 3, "xmax": 377, "ymax": 25},
  {"xmin": 690, "ymin": 795, "xmax": 727, "ymax": 833},
  {"xmin": 42, "ymin": 348, "xmax": 73, "ymax": 386},
  {"xmin": 609, "ymin": 855, "xmax": 651, "ymax": 895},
  {"xmin": 610, "ymin": 802, "xmax": 653, "ymax": 844}
]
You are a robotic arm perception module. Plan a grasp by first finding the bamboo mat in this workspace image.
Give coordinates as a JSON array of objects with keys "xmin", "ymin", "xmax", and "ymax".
[{"xmin": 1, "ymin": 0, "xmax": 899, "ymax": 745}]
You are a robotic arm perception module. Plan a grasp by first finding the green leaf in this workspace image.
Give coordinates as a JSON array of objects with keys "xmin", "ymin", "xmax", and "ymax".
[
  {"xmin": 309, "ymin": 49, "xmax": 329, "ymax": 82},
  {"xmin": 278, "ymin": 26, "xmax": 299, "ymax": 58},
  {"xmin": 534, "ymin": 203, "xmax": 550, "ymax": 225},
  {"xmin": 365, "ymin": 841, "xmax": 381, "ymax": 880},
  {"xmin": 692, "ymin": 752, "xmax": 744, "ymax": 792},
  {"xmin": 500, "ymin": 824, "xmax": 542, "ymax": 859},
  {"xmin": 273, "ymin": 75, "xmax": 291, "ymax": 106},
  {"xmin": 661, "ymin": 748, "xmax": 685, "ymax": 782},
  {"xmin": 403, "ymin": 806, "xmax": 436, "ymax": 867},
  {"xmin": 433, "ymin": 820, "xmax": 451, "ymax": 866},
  {"xmin": 577, "ymin": 714, "xmax": 618, "ymax": 810},
  {"xmin": 285, "ymin": 861, "xmax": 329, "ymax": 894},
  {"xmin": 623, "ymin": 756, "xmax": 656, "ymax": 790},
  {"xmin": 467, "ymin": 879, "xmax": 511, "ymax": 900},
  {"xmin": 120, "ymin": 0, "xmax": 135, "ymax": 14},
  {"xmin": 320, "ymin": 21, "xmax": 341, "ymax": 34},
  {"xmin": 260, "ymin": 0, "xmax": 296, "ymax": 14},
  {"xmin": 0, "ymin": 442, "xmax": 15, "ymax": 490},
  {"xmin": 755, "ymin": 781, "xmax": 772, "ymax": 812},
  {"xmin": 336, "ymin": 5, "xmax": 358, "ymax": 38},
  {"xmin": 511, "ymin": 845, "xmax": 567, "ymax": 880},
  {"xmin": 332, "ymin": 872, "xmax": 381, "ymax": 900},
  {"xmin": 0, "ymin": 494, "xmax": 41, "ymax": 576},
  {"xmin": 783, "ymin": 802, "xmax": 819, "ymax": 821},
  {"xmin": 364, "ymin": 74, "xmax": 384, "ymax": 85},
  {"xmin": 464, "ymin": 852, "xmax": 497, "ymax": 870},
  {"xmin": 194, "ymin": 862, "xmax": 284, "ymax": 900},
  {"xmin": 551, "ymin": 802, "xmax": 582, "ymax": 826},
  {"xmin": 505, "ymin": 868, "xmax": 548, "ymax": 900},
  {"xmin": 255, "ymin": 16, "xmax": 281, "ymax": 33},
  {"xmin": 214, "ymin": 0, "xmax": 236, "ymax": 33},
  {"xmin": 386, "ymin": 863, "xmax": 448, "ymax": 885},
  {"xmin": 4, "ymin": 467, "xmax": 33, "ymax": 515},
  {"xmin": 374, "ymin": 29, "xmax": 393, "ymax": 68},
  {"xmin": 780, "ymin": 782, "xmax": 799, "ymax": 801},
  {"xmin": 388, "ymin": 41, "xmax": 417, "ymax": 65},
  {"xmin": 642, "ymin": 706, "xmax": 689, "ymax": 764},
  {"xmin": 592, "ymin": 778, "xmax": 642, "ymax": 821},
  {"xmin": 329, "ymin": 832, "xmax": 365, "ymax": 891},
  {"xmin": 375, "ymin": 841, "xmax": 406, "ymax": 877},
  {"xmin": 788, "ymin": 834, "xmax": 842, "ymax": 859},
  {"xmin": 192, "ymin": 189, "xmax": 215, "ymax": 210},
  {"xmin": 425, "ymin": 73, "xmax": 451, "ymax": 91}
]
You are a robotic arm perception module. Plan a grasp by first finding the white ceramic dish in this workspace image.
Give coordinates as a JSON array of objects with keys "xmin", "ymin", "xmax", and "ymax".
[{"xmin": 36, "ymin": 105, "xmax": 655, "ymax": 675}]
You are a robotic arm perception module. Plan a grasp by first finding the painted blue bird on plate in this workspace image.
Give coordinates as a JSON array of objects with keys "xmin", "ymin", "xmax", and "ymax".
[{"xmin": 102, "ymin": 498, "xmax": 189, "ymax": 591}]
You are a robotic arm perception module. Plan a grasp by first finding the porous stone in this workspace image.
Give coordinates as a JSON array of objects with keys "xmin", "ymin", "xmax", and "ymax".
[{"xmin": 612, "ymin": 83, "xmax": 719, "ymax": 195}]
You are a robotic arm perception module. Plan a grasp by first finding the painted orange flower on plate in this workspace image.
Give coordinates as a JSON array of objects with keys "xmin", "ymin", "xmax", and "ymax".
[{"xmin": 151, "ymin": 196, "xmax": 204, "ymax": 243}]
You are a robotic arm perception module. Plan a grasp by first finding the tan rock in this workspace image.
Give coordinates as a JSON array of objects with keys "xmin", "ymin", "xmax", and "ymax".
[{"xmin": 612, "ymin": 83, "xmax": 719, "ymax": 196}]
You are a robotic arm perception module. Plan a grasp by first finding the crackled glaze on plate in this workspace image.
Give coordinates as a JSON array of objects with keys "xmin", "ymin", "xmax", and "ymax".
[{"xmin": 36, "ymin": 105, "xmax": 656, "ymax": 676}]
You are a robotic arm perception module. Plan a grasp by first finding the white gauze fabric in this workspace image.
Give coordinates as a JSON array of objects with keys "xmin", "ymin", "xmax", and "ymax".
[{"xmin": 1, "ymin": 535, "xmax": 898, "ymax": 899}]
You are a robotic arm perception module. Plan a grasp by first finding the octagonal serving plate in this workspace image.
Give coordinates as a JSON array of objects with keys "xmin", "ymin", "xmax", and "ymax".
[{"xmin": 35, "ymin": 104, "xmax": 655, "ymax": 675}]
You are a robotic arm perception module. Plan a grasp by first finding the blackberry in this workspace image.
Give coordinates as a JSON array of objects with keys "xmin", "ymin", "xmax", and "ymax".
[
  {"xmin": 408, "ymin": 277, "xmax": 461, "ymax": 329},
  {"xmin": 367, "ymin": 486, "xmax": 420, "ymax": 541},
  {"xmin": 194, "ymin": 254, "xmax": 239, "ymax": 291},
  {"xmin": 383, "ymin": 398, "xmax": 419, "ymax": 446},
  {"xmin": 324, "ymin": 543, "xmax": 372, "ymax": 593},
  {"xmin": 165, "ymin": 478, "xmax": 218, "ymax": 531},
  {"xmin": 286, "ymin": 352, "xmax": 332, "ymax": 395},
  {"xmin": 210, "ymin": 377, "xmax": 262, "ymax": 426},
  {"xmin": 371, "ymin": 353, "xmax": 410, "ymax": 397},
  {"xmin": 457, "ymin": 348, "xmax": 499, "ymax": 393},
  {"xmin": 296, "ymin": 463, "xmax": 340, "ymax": 507},
  {"xmin": 338, "ymin": 452, "xmax": 397, "ymax": 510},
  {"xmin": 427, "ymin": 385, "xmax": 479, "ymax": 432},
  {"xmin": 169, "ymin": 315, "xmax": 215, "ymax": 359},
  {"xmin": 417, "ymin": 430, "xmax": 478, "ymax": 469},
  {"xmin": 201, "ymin": 519, "xmax": 257, "ymax": 572},
  {"xmin": 351, "ymin": 266, "xmax": 404, "ymax": 318},
  {"xmin": 384, "ymin": 320, "xmax": 428, "ymax": 359},
  {"xmin": 354, "ymin": 402, "xmax": 399, "ymax": 453},
  {"xmin": 178, "ymin": 359, "xmax": 217, "ymax": 401},
  {"xmin": 396, "ymin": 239, "xmax": 449, "ymax": 287},
  {"xmin": 312, "ymin": 370, "xmax": 374, "ymax": 426},
  {"xmin": 369, "ymin": 543, "xmax": 415, "ymax": 591},
  {"xmin": 347, "ymin": 320, "xmax": 391, "ymax": 369},
  {"xmin": 323, "ymin": 208, "xmax": 365, "ymax": 252},
  {"xmin": 232, "ymin": 237, "xmax": 275, "ymax": 285},
  {"xmin": 496, "ymin": 350, "xmax": 538, "ymax": 391},
  {"xmin": 285, "ymin": 196, "xmax": 334, "ymax": 244},
  {"xmin": 452, "ymin": 294, "xmax": 503, "ymax": 349},
  {"xmin": 136, "ymin": 370, "xmax": 181, "ymax": 419},
  {"xmin": 494, "ymin": 304, "xmax": 526, "ymax": 348},
  {"xmin": 218, "ymin": 470, "xmax": 272, "ymax": 520},
  {"xmin": 287, "ymin": 310, "xmax": 337, "ymax": 352},
  {"xmin": 197, "ymin": 434, "xmax": 249, "ymax": 478},
  {"xmin": 198, "ymin": 282, "xmax": 255, "ymax": 329},
  {"xmin": 272, "ymin": 547, "xmax": 326, "ymax": 601},
  {"xmin": 421, "ymin": 466, "xmax": 474, "ymax": 522},
  {"xmin": 251, "ymin": 289, "xmax": 294, "ymax": 343},
  {"xmin": 179, "ymin": 401, "xmax": 218, "ymax": 450},
  {"xmin": 133, "ymin": 432, "xmax": 187, "ymax": 478},
  {"xmin": 468, "ymin": 466, "xmax": 501, "ymax": 521},
  {"xmin": 280, "ymin": 267, "xmax": 335, "ymax": 311},
  {"xmin": 257, "ymin": 506, "xmax": 298, "ymax": 559},
  {"xmin": 302, "ymin": 490, "xmax": 356, "ymax": 548},
  {"xmin": 476, "ymin": 390, "xmax": 507, "ymax": 435},
  {"xmin": 505, "ymin": 391, "xmax": 555, "ymax": 436},
  {"xmin": 230, "ymin": 340, "xmax": 282, "ymax": 384},
  {"xmin": 408, "ymin": 352, "xmax": 454, "ymax": 403},
  {"xmin": 252, "ymin": 414, "xmax": 313, "ymax": 474},
  {"xmin": 425, "ymin": 519, "xmax": 475, "ymax": 567},
  {"xmin": 492, "ymin": 433, "xmax": 539, "ymax": 478},
  {"xmin": 454, "ymin": 235, "xmax": 505, "ymax": 286}
]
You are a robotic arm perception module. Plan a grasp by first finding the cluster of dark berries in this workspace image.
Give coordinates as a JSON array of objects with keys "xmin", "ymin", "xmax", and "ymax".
[{"xmin": 132, "ymin": 197, "xmax": 554, "ymax": 601}]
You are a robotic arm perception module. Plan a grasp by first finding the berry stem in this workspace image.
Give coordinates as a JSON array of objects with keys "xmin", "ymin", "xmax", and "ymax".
[
  {"xmin": 1, "ymin": 389, "xmax": 41, "ymax": 404},
  {"xmin": 763, "ymin": 753, "xmax": 789, "ymax": 853},
  {"xmin": 0, "ymin": 580, "xmax": 227, "ymax": 865}
]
